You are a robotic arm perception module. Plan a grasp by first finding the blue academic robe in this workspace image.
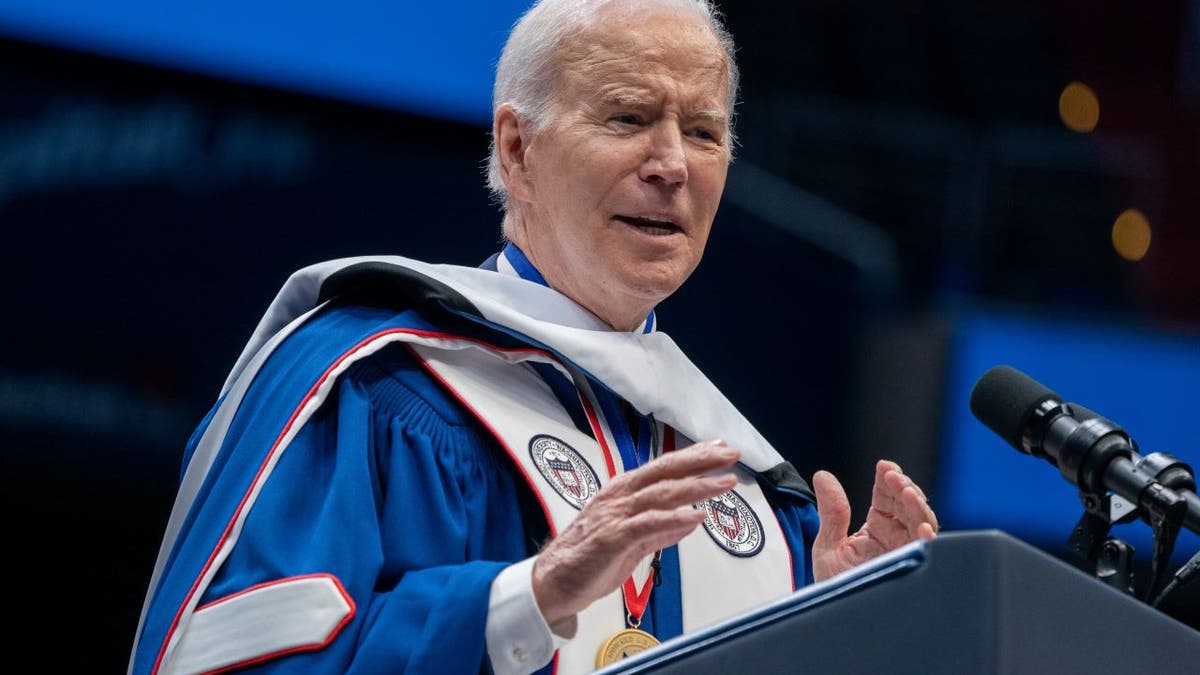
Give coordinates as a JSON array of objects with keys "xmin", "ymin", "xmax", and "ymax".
[{"xmin": 132, "ymin": 298, "xmax": 820, "ymax": 675}]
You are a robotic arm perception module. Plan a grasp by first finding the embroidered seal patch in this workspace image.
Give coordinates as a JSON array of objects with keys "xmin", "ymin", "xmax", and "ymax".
[
  {"xmin": 528, "ymin": 434, "xmax": 601, "ymax": 510},
  {"xmin": 697, "ymin": 490, "xmax": 764, "ymax": 557}
]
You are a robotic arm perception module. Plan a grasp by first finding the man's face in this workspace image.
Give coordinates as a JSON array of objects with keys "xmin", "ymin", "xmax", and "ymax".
[{"xmin": 512, "ymin": 6, "xmax": 731, "ymax": 329}]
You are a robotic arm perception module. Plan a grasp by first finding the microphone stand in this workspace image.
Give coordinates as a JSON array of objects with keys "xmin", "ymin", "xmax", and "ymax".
[
  {"xmin": 1067, "ymin": 490, "xmax": 1139, "ymax": 595},
  {"xmin": 1136, "ymin": 452, "xmax": 1197, "ymax": 604},
  {"xmin": 1140, "ymin": 483, "xmax": 1187, "ymax": 603},
  {"xmin": 1151, "ymin": 548, "xmax": 1200, "ymax": 609},
  {"xmin": 1067, "ymin": 450, "xmax": 1195, "ymax": 604}
]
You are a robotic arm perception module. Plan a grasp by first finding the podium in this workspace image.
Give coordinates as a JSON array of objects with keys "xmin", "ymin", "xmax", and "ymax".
[{"xmin": 598, "ymin": 530, "xmax": 1200, "ymax": 674}]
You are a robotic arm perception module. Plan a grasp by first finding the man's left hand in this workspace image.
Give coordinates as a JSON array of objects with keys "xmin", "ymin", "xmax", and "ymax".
[{"xmin": 810, "ymin": 460, "xmax": 938, "ymax": 582}]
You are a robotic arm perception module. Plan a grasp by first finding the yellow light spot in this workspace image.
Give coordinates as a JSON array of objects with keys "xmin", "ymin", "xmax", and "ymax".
[
  {"xmin": 1058, "ymin": 81, "xmax": 1100, "ymax": 132},
  {"xmin": 1112, "ymin": 208, "xmax": 1151, "ymax": 261}
]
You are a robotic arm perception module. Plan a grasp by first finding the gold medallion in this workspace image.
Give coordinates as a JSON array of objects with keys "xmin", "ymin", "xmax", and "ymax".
[{"xmin": 595, "ymin": 628, "xmax": 661, "ymax": 668}]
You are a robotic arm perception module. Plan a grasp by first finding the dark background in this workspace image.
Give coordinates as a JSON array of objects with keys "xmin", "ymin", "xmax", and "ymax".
[{"xmin": 1, "ymin": 0, "xmax": 1197, "ymax": 669}]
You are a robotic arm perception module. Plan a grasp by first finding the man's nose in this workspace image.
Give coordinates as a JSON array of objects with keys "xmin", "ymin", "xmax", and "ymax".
[{"xmin": 638, "ymin": 124, "xmax": 688, "ymax": 187}]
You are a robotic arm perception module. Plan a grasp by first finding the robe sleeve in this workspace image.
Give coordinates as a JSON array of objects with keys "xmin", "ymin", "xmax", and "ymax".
[
  {"xmin": 768, "ymin": 493, "xmax": 822, "ymax": 588},
  {"xmin": 195, "ymin": 346, "xmax": 543, "ymax": 675}
]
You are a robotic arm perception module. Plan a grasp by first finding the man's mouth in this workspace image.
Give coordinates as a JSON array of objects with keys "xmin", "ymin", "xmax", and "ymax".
[{"xmin": 615, "ymin": 215, "xmax": 682, "ymax": 236}]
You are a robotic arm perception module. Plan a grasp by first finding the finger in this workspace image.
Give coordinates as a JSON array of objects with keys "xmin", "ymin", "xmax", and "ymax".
[
  {"xmin": 866, "ymin": 483, "xmax": 938, "ymax": 547},
  {"xmin": 882, "ymin": 464, "xmax": 928, "ymax": 504},
  {"xmin": 869, "ymin": 461, "xmax": 897, "ymax": 514},
  {"xmin": 908, "ymin": 480, "xmax": 928, "ymax": 503},
  {"xmin": 877, "ymin": 459, "xmax": 901, "ymax": 475},
  {"xmin": 620, "ymin": 439, "xmax": 740, "ymax": 491},
  {"xmin": 811, "ymin": 470, "xmax": 852, "ymax": 553},
  {"xmin": 619, "ymin": 507, "xmax": 710, "ymax": 557},
  {"xmin": 881, "ymin": 467, "xmax": 937, "ymax": 530},
  {"xmin": 917, "ymin": 522, "xmax": 937, "ymax": 541},
  {"xmin": 863, "ymin": 505, "xmax": 918, "ymax": 551},
  {"xmin": 897, "ymin": 484, "xmax": 939, "ymax": 537},
  {"xmin": 630, "ymin": 472, "xmax": 738, "ymax": 512},
  {"xmin": 583, "ymin": 499, "xmax": 710, "ymax": 550},
  {"xmin": 538, "ymin": 506, "xmax": 706, "ymax": 589},
  {"xmin": 624, "ymin": 506, "xmax": 709, "ymax": 540},
  {"xmin": 869, "ymin": 463, "xmax": 938, "ymax": 539},
  {"xmin": 872, "ymin": 462, "xmax": 930, "ymax": 519},
  {"xmin": 532, "ymin": 501, "xmax": 711, "ymax": 623}
]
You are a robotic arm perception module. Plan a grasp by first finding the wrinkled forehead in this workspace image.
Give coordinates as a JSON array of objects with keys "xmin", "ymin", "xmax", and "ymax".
[{"xmin": 556, "ymin": 5, "xmax": 730, "ymax": 109}]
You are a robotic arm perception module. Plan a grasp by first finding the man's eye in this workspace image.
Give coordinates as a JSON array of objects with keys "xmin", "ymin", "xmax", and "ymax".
[
  {"xmin": 611, "ymin": 114, "xmax": 642, "ymax": 126},
  {"xmin": 691, "ymin": 128, "xmax": 719, "ymax": 142}
]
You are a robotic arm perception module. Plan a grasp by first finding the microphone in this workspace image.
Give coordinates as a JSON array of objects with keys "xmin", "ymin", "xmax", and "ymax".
[{"xmin": 969, "ymin": 365, "xmax": 1199, "ymax": 535}]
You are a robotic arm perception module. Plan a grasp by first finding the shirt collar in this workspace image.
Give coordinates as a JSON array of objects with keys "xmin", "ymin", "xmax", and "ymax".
[{"xmin": 495, "ymin": 242, "xmax": 657, "ymax": 334}]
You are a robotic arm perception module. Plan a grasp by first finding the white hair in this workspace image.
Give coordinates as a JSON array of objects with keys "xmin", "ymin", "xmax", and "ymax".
[{"xmin": 485, "ymin": 0, "xmax": 740, "ymax": 209}]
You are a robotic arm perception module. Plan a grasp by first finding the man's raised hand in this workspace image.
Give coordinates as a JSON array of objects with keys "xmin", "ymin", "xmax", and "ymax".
[
  {"xmin": 810, "ymin": 460, "xmax": 939, "ymax": 583},
  {"xmin": 531, "ymin": 439, "xmax": 739, "ymax": 629}
]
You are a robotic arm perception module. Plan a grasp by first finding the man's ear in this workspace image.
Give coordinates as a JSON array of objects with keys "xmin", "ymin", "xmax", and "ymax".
[{"xmin": 494, "ymin": 104, "xmax": 535, "ymax": 202}]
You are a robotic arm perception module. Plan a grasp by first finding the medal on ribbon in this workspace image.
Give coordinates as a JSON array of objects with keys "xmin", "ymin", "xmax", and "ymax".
[
  {"xmin": 595, "ymin": 552, "xmax": 662, "ymax": 667},
  {"xmin": 583, "ymin": 395, "xmax": 671, "ymax": 667}
]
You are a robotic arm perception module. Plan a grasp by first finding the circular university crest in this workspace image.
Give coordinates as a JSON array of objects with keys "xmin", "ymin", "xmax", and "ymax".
[
  {"xmin": 528, "ymin": 434, "xmax": 601, "ymax": 510},
  {"xmin": 697, "ymin": 490, "xmax": 764, "ymax": 557}
]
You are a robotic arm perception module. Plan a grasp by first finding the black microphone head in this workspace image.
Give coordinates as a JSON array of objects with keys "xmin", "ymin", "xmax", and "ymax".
[{"xmin": 969, "ymin": 365, "xmax": 1061, "ymax": 451}]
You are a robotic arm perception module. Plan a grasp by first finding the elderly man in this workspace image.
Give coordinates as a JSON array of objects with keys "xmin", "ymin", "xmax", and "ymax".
[{"xmin": 129, "ymin": 1, "xmax": 937, "ymax": 674}]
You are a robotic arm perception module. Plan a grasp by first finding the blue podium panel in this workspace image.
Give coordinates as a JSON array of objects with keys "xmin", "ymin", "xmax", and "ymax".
[{"xmin": 600, "ymin": 531, "xmax": 1200, "ymax": 675}]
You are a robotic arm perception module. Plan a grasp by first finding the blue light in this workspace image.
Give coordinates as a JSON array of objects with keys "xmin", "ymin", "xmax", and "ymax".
[{"xmin": 0, "ymin": 0, "xmax": 535, "ymax": 125}]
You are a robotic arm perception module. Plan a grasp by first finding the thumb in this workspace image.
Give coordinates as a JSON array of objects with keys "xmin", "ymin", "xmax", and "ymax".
[{"xmin": 812, "ymin": 470, "xmax": 852, "ymax": 551}]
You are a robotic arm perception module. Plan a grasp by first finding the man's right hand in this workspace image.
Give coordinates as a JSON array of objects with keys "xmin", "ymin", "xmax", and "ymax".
[{"xmin": 530, "ymin": 439, "xmax": 740, "ymax": 630}]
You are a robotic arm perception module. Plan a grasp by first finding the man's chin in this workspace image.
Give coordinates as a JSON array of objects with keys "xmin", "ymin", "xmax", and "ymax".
[{"xmin": 614, "ymin": 263, "xmax": 694, "ymax": 304}]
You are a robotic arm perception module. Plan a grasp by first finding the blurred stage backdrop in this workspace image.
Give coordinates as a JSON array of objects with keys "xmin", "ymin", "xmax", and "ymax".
[{"xmin": 1, "ymin": 0, "xmax": 1197, "ymax": 668}]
